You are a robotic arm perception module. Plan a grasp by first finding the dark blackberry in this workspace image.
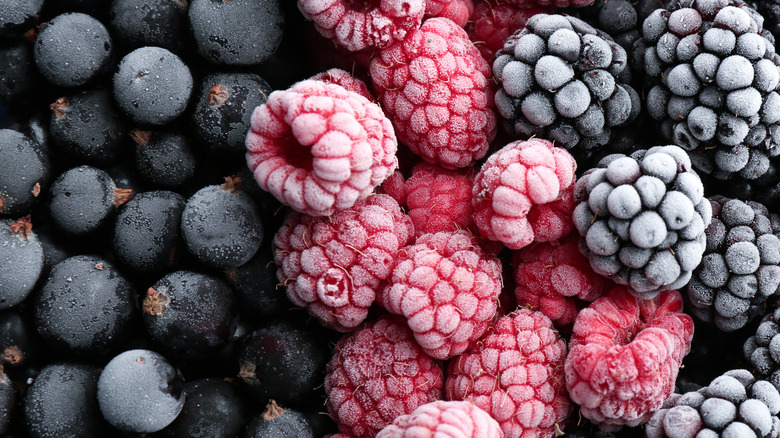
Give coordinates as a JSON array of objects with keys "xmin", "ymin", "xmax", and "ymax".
[
  {"xmin": 96, "ymin": 349, "xmax": 186, "ymax": 433},
  {"xmin": 0, "ymin": 38, "xmax": 37, "ymax": 106},
  {"xmin": 112, "ymin": 190, "xmax": 187, "ymax": 277},
  {"xmin": 493, "ymin": 13, "xmax": 641, "ymax": 151},
  {"xmin": 112, "ymin": 46, "xmax": 193, "ymax": 126},
  {"xmin": 0, "ymin": 129, "xmax": 50, "ymax": 217},
  {"xmin": 47, "ymin": 165, "xmax": 133, "ymax": 237},
  {"xmin": 32, "ymin": 12, "xmax": 113, "ymax": 87},
  {"xmin": 48, "ymin": 87, "xmax": 128, "ymax": 166},
  {"xmin": 33, "ymin": 255, "xmax": 137, "ymax": 356},
  {"xmin": 744, "ymin": 308, "xmax": 780, "ymax": 390},
  {"xmin": 573, "ymin": 145, "xmax": 711, "ymax": 297},
  {"xmin": 142, "ymin": 270, "xmax": 238, "ymax": 360},
  {"xmin": 180, "ymin": 177, "xmax": 263, "ymax": 270},
  {"xmin": 132, "ymin": 129, "xmax": 197, "ymax": 191},
  {"xmin": 637, "ymin": 1, "xmax": 780, "ymax": 182},
  {"xmin": 0, "ymin": 0, "xmax": 43, "ymax": 36},
  {"xmin": 109, "ymin": 0, "xmax": 190, "ymax": 54},
  {"xmin": 686, "ymin": 196, "xmax": 780, "ymax": 331},
  {"xmin": 23, "ymin": 363, "xmax": 111, "ymax": 438},
  {"xmin": 241, "ymin": 400, "xmax": 315, "ymax": 438},
  {"xmin": 159, "ymin": 378, "xmax": 247, "ymax": 438},
  {"xmin": 188, "ymin": 0, "xmax": 283, "ymax": 66},
  {"xmin": 190, "ymin": 72, "xmax": 272, "ymax": 156},
  {"xmin": 237, "ymin": 319, "xmax": 328, "ymax": 408},
  {"xmin": 223, "ymin": 242, "xmax": 291, "ymax": 320},
  {"xmin": 646, "ymin": 369, "xmax": 780, "ymax": 437},
  {"xmin": 0, "ymin": 216, "xmax": 43, "ymax": 310}
]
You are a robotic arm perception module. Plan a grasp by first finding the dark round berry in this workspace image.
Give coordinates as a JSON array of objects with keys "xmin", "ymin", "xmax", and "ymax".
[
  {"xmin": 112, "ymin": 46, "xmax": 193, "ymax": 125},
  {"xmin": 97, "ymin": 349, "xmax": 185, "ymax": 433},
  {"xmin": 33, "ymin": 13, "xmax": 113, "ymax": 87},
  {"xmin": 132, "ymin": 129, "xmax": 197, "ymax": 191},
  {"xmin": 188, "ymin": 0, "xmax": 283, "ymax": 66},
  {"xmin": 160, "ymin": 378, "xmax": 247, "ymax": 438},
  {"xmin": 109, "ymin": 0, "xmax": 189, "ymax": 54},
  {"xmin": 0, "ymin": 38, "xmax": 37, "ymax": 106},
  {"xmin": 0, "ymin": 309, "xmax": 39, "ymax": 374},
  {"xmin": 0, "ymin": 129, "xmax": 50, "ymax": 217},
  {"xmin": 241, "ymin": 400, "xmax": 314, "ymax": 438},
  {"xmin": 0, "ymin": 368, "xmax": 13, "ymax": 436},
  {"xmin": 0, "ymin": 0, "xmax": 43, "ymax": 36},
  {"xmin": 23, "ymin": 363, "xmax": 110, "ymax": 438},
  {"xmin": 0, "ymin": 217, "xmax": 43, "ymax": 310},
  {"xmin": 33, "ymin": 255, "xmax": 136, "ymax": 355},
  {"xmin": 223, "ymin": 243, "xmax": 290, "ymax": 319}
]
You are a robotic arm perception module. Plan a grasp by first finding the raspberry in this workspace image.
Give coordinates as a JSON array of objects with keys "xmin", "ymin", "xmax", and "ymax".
[
  {"xmin": 565, "ymin": 286, "xmax": 694, "ymax": 429},
  {"xmin": 310, "ymin": 68, "xmax": 373, "ymax": 100},
  {"xmin": 405, "ymin": 162, "xmax": 475, "ymax": 238},
  {"xmin": 493, "ymin": 13, "xmax": 640, "ymax": 151},
  {"xmin": 378, "ymin": 230, "xmax": 502, "ymax": 359},
  {"xmin": 573, "ymin": 146, "xmax": 712, "ymax": 298},
  {"xmin": 425, "ymin": 0, "xmax": 475, "ymax": 27},
  {"xmin": 297, "ymin": 0, "xmax": 425, "ymax": 52},
  {"xmin": 273, "ymin": 194, "xmax": 413, "ymax": 332},
  {"xmin": 369, "ymin": 17, "xmax": 497, "ymax": 169},
  {"xmin": 376, "ymin": 169, "xmax": 408, "ymax": 206},
  {"xmin": 472, "ymin": 138, "xmax": 577, "ymax": 250},
  {"xmin": 686, "ymin": 196, "xmax": 780, "ymax": 332},
  {"xmin": 466, "ymin": 0, "xmax": 552, "ymax": 62},
  {"xmin": 505, "ymin": 0, "xmax": 594, "ymax": 7},
  {"xmin": 245, "ymin": 79, "xmax": 398, "ymax": 217},
  {"xmin": 637, "ymin": 1, "xmax": 780, "ymax": 181},
  {"xmin": 445, "ymin": 309, "xmax": 571, "ymax": 438},
  {"xmin": 513, "ymin": 233, "xmax": 612, "ymax": 329},
  {"xmin": 325, "ymin": 315, "xmax": 444, "ymax": 438},
  {"xmin": 646, "ymin": 369, "xmax": 780, "ymax": 438},
  {"xmin": 376, "ymin": 400, "xmax": 503, "ymax": 438}
]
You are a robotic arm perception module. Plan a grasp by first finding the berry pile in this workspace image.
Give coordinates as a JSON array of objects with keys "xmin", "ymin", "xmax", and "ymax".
[{"xmin": 3, "ymin": 0, "xmax": 780, "ymax": 437}]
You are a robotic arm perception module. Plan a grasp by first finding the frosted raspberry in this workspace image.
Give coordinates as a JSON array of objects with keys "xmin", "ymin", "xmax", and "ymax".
[
  {"xmin": 504, "ymin": 0, "xmax": 594, "ymax": 7},
  {"xmin": 378, "ymin": 230, "xmax": 502, "ymax": 360},
  {"xmin": 245, "ymin": 79, "xmax": 398, "ymax": 217},
  {"xmin": 273, "ymin": 194, "xmax": 413, "ymax": 332},
  {"xmin": 376, "ymin": 400, "xmax": 504, "ymax": 438},
  {"xmin": 325, "ymin": 315, "xmax": 444, "ymax": 438},
  {"xmin": 425, "ymin": 0, "xmax": 475, "ymax": 27},
  {"xmin": 370, "ymin": 17, "xmax": 497, "ymax": 169},
  {"xmin": 376, "ymin": 169, "xmax": 407, "ymax": 206},
  {"xmin": 472, "ymin": 138, "xmax": 577, "ymax": 250},
  {"xmin": 466, "ymin": 0, "xmax": 551, "ymax": 62},
  {"xmin": 310, "ymin": 68, "xmax": 373, "ymax": 100},
  {"xmin": 405, "ymin": 162, "xmax": 475, "ymax": 238},
  {"xmin": 565, "ymin": 287, "xmax": 695, "ymax": 429},
  {"xmin": 513, "ymin": 233, "xmax": 612, "ymax": 329},
  {"xmin": 298, "ymin": 0, "xmax": 425, "ymax": 52},
  {"xmin": 445, "ymin": 309, "xmax": 571, "ymax": 438}
]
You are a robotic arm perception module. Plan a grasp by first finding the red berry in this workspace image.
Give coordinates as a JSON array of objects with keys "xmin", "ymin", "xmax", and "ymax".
[
  {"xmin": 376, "ymin": 400, "xmax": 504, "ymax": 437},
  {"xmin": 310, "ymin": 68, "xmax": 373, "ymax": 100},
  {"xmin": 425, "ymin": 0, "xmax": 475, "ymax": 27},
  {"xmin": 466, "ymin": 0, "xmax": 552, "ymax": 62},
  {"xmin": 405, "ymin": 162, "xmax": 476, "ymax": 238}
]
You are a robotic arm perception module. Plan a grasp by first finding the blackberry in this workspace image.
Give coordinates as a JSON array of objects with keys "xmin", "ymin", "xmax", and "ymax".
[
  {"xmin": 646, "ymin": 369, "xmax": 780, "ymax": 438},
  {"xmin": 0, "ymin": 129, "xmax": 50, "ymax": 217},
  {"xmin": 493, "ymin": 13, "xmax": 641, "ymax": 151},
  {"xmin": 744, "ymin": 308, "xmax": 780, "ymax": 390},
  {"xmin": 131, "ymin": 129, "xmax": 197, "ymax": 191},
  {"xmin": 573, "ymin": 145, "xmax": 711, "ymax": 298},
  {"xmin": 686, "ymin": 196, "xmax": 780, "ymax": 331},
  {"xmin": 0, "ymin": 217, "xmax": 43, "ymax": 310},
  {"xmin": 637, "ymin": 1, "xmax": 780, "ymax": 181}
]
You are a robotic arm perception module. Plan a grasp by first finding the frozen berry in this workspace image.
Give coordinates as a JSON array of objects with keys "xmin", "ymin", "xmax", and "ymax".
[
  {"xmin": 0, "ymin": 129, "xmax": 50, "ymax": 217},
  {"xmin": 0, "ymin": 216, "xmax": 43, "ymax": 310},
  {"xmin": 376, "ymin": 400, "xmax": 503, "ymax": 438},
  {"xmin": 425, "ymin": 0, "xmax": 474, "ymax": 27},
  {"xmin": 0, "ymin": 0, "xmax": 43, "ymax": 36},
  {"xmin": 132, "ymin": 129, "xmax": 197, "ymax": 191},
  {"xmin": 161, "ymin": 378, "xmax": 247, "ymax": 438},
  {"xmin": 109, "ymin": 0, "xmax": 189, "ymax": 54},
  {"xmin": 241, "ymin": 400, "xmax": 315, "ymax": 438},
  {"xmin": 465, "ymin": 0, "xmax": 552, "ymax": 62},
  {"xmin": 404, "ymin": 162, "xmax": 476, "ymax": 238}
]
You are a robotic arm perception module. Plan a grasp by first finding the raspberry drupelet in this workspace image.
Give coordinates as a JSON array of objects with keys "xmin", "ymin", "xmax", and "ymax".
[
  {"xmin": 445, "ymin": 308, "xmax": 571, "ymax": 438},
  {"xmin": 273, "ymin": 194, "xmax": 414, "ymax": 332},
  {"xmin": 404, "ymin": 162, "xmax": 476, "ymax": 238},
  {"xmin": 370, "ymin": 17, "xmax": 497, "ymax": 169},
  {"xmin": 378, "ymin": 229, "xmax": 503, "ymax": 360},
  {"xmin": 325, "ymin": 315, "xmax": 444, "ymax": 438},
  {"xmin": 465, "ymin": 0, "xmax": 552, "ymax": 62},
  {"xmin": 425, "ymin": 0, "xmax": 475, "ymax": 27},
  {"xmin": 376, "ymin": 400, "xmax": 504, "ymax": 437},
  {"xmin": 564, "ymin": 286, "xmax": 695, "ymax": 429},
  {"xmin": 245, "ymin": 78, "xmax": 398, "ymax": 217}
]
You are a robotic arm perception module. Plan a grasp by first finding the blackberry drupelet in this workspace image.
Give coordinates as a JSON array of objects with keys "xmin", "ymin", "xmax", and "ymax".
[
  {"xmin": 573, "ymin": 145, "xmax": 712, "ymax": 297},
  {"xmin": 686, "ymin": 196, "xmax": 780, "ymax": 331},
  {"xmin": 744, "ymin": 307, "xmax": 780, "ymax": 390},
  {"xmin": 493, "ymin": 13, "xmax": 640, "ymax": 151}
]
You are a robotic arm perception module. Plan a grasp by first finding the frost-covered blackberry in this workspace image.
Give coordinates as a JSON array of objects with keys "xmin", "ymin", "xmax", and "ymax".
[
  {"xmin": 646, "ymin": 369, "xmax": 780, "ymax": 438},
  {"xmin": 744, "ymin": 308, "xmax": 780, "ymax": 390},
  {"xmin": 493, "ymin": 13, "xmax": 640, "ymax": 151},
  {"xmin": 637, "ymin": 0, "xmax": 780, "ymax": 181},
  {"xmin": 573, "ymin": 145, "xmax": 711, "ymax": 298},
  {"xmin": 686, "ymin": 196, "xmax": 780, "ymax": 331}
]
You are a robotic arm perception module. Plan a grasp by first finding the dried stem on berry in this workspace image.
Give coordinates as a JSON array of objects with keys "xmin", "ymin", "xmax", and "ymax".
[
  {"xmin": 113, "ymin": 188, "xmax": 134, "ymax": 208},
  {"xmin": 220, "ymin": 176, "xmax": 242, "ymax": 194},
  {"xmin": 49, "ymin": 97, "xmax": 68, "ymax": 120},
  {"xmin": 143, "ymin": 287, "xmax": 169, "ymax": 316},
  {"xmin": 262, "ymin": 400, "xmax": 285, "ymax": 421},
  {"xmin": 9, "ymin": 215, "xmax": 33, "ymax": 240},
  {"xmin": 208, "ymin": 84, "xmax": 229, "ymax": 107},
  {"xmin": 129, "ymin": 129, "xmax": 152, "ymax": 147}
]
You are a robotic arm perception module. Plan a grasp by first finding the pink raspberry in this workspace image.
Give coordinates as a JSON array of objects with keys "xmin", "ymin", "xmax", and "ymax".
[
  {"xmin": 310, "ymin": 68, "xmax": 373, "ymax": 100},
  {"xmin": 298, "ymin": 0, "xmax": 425, "ymax": 52},
  {"xmin": 273, "ymin": 194, "xmax": 413, "ymax": 332},
  {"xmin": 504, "ymin": 0, "xmax": 593, "ymax": 7},
  {"xmin": 369, "ymin": 17, "xmax": 497, "ymax": 169},
  {"xmin": 425, "ymin": 0, "xmax": 475, "ymax": 27},
  {"xmin": 514, "ymin": 234, "xmax": 612, "ymax": 329},
  {"xmin": 565, "ymin": 287, "xmax": 695, "ymax": 429},
  {"xmin": 245, "ymin": 79, "xmax": 398, "ymax": 217},
  {"xmin": 378, "ymin": 230, "xmax": 502, "ymax": 360},
  {"xmin": 405, "ymin": 162, "xmax": 475, "ymax": 238},
  {"xmin": 472, "ymin": 138, "xmax": 577, "ymax": 250},
  {"xmin": 325, "ymin": 315, "xmax": 444, "ymax": 438},
  {"xmin": 445, "ymin": 309, "xmax": 571, "ymax": 438},
  {"xmin": 376, "ymin": 400, "xmax": 504, "ymax": 438},
  {"xmin": 376, "ymin": 169, "xmax": 407, "ymax": 207},
  {"xmin": 466, "ymin": 0, "xmax": 551, "ymax": 62}
]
